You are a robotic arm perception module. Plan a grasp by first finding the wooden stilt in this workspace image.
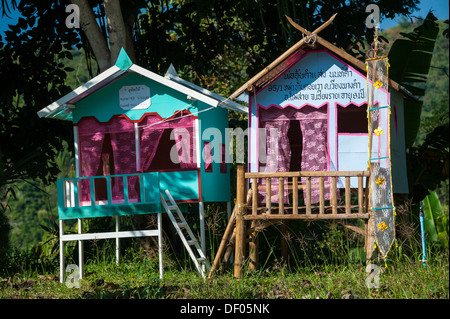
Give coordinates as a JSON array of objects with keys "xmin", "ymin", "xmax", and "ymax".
[
  {"xmin": 234, "ymin": 165, "xmax": 246, "ymax": 278},
  {"xmin": 365, "ymin": 216, "xmax": 376, "ymax": 262},
  {"xmin": 365, "ymin": 165, "xmax": 375, "ymax": 262},
  {"xmin": 209, "ymin": 190, "xmax": 253, "ymax": 278},
  {"xmin": 280, "ymin": 222, "xmax": 289, "ymax": 263},
  {"xmin": 248, "ymin": 220, "xmax": 259, "ymax": 271}
]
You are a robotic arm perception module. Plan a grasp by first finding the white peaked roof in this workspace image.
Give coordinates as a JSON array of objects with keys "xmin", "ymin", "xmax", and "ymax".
[
  {"xmin": 163, "ymin": 64, "xmax": 247, "ymax": 113},
  {"xmin": 37, "ymin": 49, "xmax": 247, "ymax": 121}
]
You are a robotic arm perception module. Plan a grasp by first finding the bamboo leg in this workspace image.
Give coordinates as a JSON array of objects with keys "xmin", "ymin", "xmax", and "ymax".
[
  {"xmin": 210, "ymin": 191, "xmax": 253, "ymax": 278},
  {"xmin": 365, "ymin": 217, "xmax": 376, "ymax": 262},
  {"xmin": 281, "ymin": 222, "xmax": 289, "ymax": 263},
  {"xmin": 209, "ymin": 205, "xmax": 237, "ymax": 278},
  {"xmin": 222, "ymin": 229, "xmax": 236, "ymax": 268},
  {"xmin": 248, "ymin": 220, "xmax": 259, "ymax": 271},
  {"xmin": 234, "ymin": 209, "xmax": 246, "ymax": 278},
  {"xmin": 234, "ymin": 165, "xmax": 246, "ymax": 278},
  {"xmin": 365, "ymin": 166, "xmax": 375, "ymax": 262}
]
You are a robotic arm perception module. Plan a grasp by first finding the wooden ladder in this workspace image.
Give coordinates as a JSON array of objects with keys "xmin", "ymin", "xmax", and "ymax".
[{"xmin": 160, "ymin": 189, "xmax": 210, "ymax": 278}]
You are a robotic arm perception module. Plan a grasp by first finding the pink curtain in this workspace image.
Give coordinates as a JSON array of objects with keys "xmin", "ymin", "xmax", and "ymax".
[
  {"xmin": 204, "ymin": 141, "xmax": 212, "ymax": 172},
  {"xmin": 299, "ymin": 118, "xmax": 336, "ymax": 203},
  {"xmin": 259, "ymin": 120, "xmax": 291, "ymax": 204},
  {"xmin": 139, "ymin": 112, "xmax": 196, "ymax": 171},
  {"xmin": 77, "ymin": 118, "xmax": 108, "ymax": 203},
  {"xmin": 139, "ymin": 115, "xmax": 165, "ymax": 172},
  {"xmin": 258, "ymin": 105, "xmax": 333, "ymax": 205},
  {"xmin": 173, "ymin": 126, "xmax": 197, "ymax": 169},
  {"xmin": 108, "ymin": 116, "xmax": 138, "ymax": 202}
]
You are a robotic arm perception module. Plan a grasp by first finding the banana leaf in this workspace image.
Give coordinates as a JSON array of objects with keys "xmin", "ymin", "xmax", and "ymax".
[
  {"xmin": 422, "ymin": 190, "xmax": 449, "ymax": 248},
  {"xmin": 388, "ymin": 11, "xmax": 440, "ymax": 147}
]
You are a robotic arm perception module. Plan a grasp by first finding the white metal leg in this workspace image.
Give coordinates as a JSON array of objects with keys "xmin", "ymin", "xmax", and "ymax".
[
  {"xmin": 158, "ymin": 212, "xmax": 163, "ymax": 279},
  {"xmin": 199, "ymin": 202, "xmax": 205, "ymax": 254},
  {"xmin": 78, "ymin": 218, "xmax": 83, "ymax": 280},
  {"xmin": 59, "ymin": 219, "xmax": 64, "ymax": 283},
  {"xmin": 115, "ymin": 216, "xmax": 120, "ymax": 265}
]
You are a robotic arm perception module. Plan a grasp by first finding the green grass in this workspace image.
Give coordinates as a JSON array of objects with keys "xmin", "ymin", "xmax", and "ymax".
[
  {"xmin": 1, "ymin": 205, "xmax": 448, "ymax": 299},
  {"xmin": 0, "ymin": 243, "xmax": 448, "ymax": 299}
]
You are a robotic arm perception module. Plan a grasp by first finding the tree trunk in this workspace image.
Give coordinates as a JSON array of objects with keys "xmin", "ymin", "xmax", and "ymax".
[
  {"xmin": 71, "ymin": 0, "xmax": 177, "ymax": 257},
  {"xmin": 71, "ymin": 0, "xmax": 111, "ymax": 72},
  {"xmin": 103, "ymin": 0, "xmax": 128, "ymax": 64}
]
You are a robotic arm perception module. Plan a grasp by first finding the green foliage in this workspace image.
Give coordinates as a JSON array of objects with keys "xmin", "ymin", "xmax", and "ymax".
[
  {"xmin": 0, "ymin": 0, "xmax": 77, "ymax": 186},
  {"xmin": 422, "ymin": 190, "xmax": 449, "ymax": 248},
  {"xmin": 0, "ymin": 192, "xmax": 12, "ymax": 271},
  {"xmin": 388, "ymin": 12, "xmax": 440, "ymax": 147}
]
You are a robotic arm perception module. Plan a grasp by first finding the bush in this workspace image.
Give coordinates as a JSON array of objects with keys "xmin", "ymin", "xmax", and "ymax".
[{"xmin": 0, "ymin": 203, "xmax": 11, "ymax": 271}]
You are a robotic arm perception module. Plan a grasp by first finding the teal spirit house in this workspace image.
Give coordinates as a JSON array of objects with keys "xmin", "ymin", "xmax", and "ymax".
[{"xmin": 38, "ymin": 49, "xmax": 246, "ymax": 281}]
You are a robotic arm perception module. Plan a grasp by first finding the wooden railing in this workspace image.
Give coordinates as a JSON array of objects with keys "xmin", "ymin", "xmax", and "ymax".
[
  {"xmin": 57, "ymin": 172, "xmax": 161, "ymax": 220},
  {"xmin": 241, "ymin": 169, "xmax": 371, "ymax": 220},
  {"xmin": 232, "ymin": 165, "xmax": 373, "ymax": 278}
]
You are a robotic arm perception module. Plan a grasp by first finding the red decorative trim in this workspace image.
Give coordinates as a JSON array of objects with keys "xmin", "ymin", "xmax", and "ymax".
[{"xmin": 73, "ymin": 110, "xmax": 198, "ymax": 126}]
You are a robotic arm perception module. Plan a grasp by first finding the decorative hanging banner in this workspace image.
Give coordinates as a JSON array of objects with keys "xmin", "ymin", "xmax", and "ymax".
[{"xmin": 366, "ymin": 57, "xmax": 395, "ymax": 258}]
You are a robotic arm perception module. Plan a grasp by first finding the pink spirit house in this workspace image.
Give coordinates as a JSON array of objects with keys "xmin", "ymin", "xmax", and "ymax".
[
  {"xmin": 38, "ymin": 49, "xmax": 246, "ymax": 281},
  {"xmin": 231, "ymin": 35, "xmax": 410, "ymax": 204}
]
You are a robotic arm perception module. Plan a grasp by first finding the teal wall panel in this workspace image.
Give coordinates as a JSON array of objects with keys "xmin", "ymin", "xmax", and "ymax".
[
  {"xmin": 72, "ymin": 72, "xmax": 199, "ymax": 123},
  {"xmin": 199, "ymin": 107, "xmax": 231, "ymax": 202}
]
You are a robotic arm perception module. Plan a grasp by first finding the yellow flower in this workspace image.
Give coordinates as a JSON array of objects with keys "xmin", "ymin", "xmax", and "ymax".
[
  {"xmin": 375, "ymin": 176, "xmax": 385, "ymax": 186},
  {"xmin": 373, "ymin": 80, "xmax": 383, "ymax": 89},
  {"xmin": 377, "ymin": 222, "xmax": 388, "ymax": 231},
  {"xmin": 374, "ymin": 127, "xmax": 384, "ymax": 136}
]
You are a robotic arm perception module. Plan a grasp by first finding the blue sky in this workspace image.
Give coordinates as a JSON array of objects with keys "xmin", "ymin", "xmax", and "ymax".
[
  {"xmin": 1, "ymin": 0, "xmax": 449, "ymax": 39},
  {"xmin": 380, "ymin": 0, "xmax": 449, "ymax": 29}
]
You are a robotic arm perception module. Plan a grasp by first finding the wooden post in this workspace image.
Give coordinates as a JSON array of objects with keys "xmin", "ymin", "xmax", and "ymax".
[
  {"xmin": 278, "ymin": 177, "xmax": 289, "ymax": 262},
  {"xmin": 248, "ymin": 220, "xmax": 259, "ymax": 272},
  {"xmin": 293, "ymin": 176, "xmax": 298, "ymax": 214},
  {"xmin": 234, "ymin": 165, "xmax": 246, "ymax": 278},
  {"xmin": 365, "ymin": 166, "xmax": 376, "ymax": 262},
  {"xmin": 358, "ymin": 176, "xmax": 364, "ymax": 214},
  {"xmin": 266, "ymin": 178, "xmax": 271, "ymax": 214},
  {"xmin": 319, "ymin": 176, "xmax": 325, "ymax": 214},
  {"xmin": 331, "ymin": 176, "xmax": 337, "ymax": 214},
  {"xmin": 365, "ymin": 216, "xmax": 376, "ymax": 262},
  {"xmin": 278, "ymin": 177, "xmax": 284, "ymax": 214},
  {"xmin": 281, "ymin": 222, "xmax": 289, "ymax": 263},
  {"xmin": 345, "ymin": 177, "xmax": 351, "ymax": 215},
  {"xmin": 252, "ymin": 178, "xmax": 258, "ymax": 216},
  {"xmin": 306, "ymin": 176, "xmax": 311, "ymax": 215}
]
